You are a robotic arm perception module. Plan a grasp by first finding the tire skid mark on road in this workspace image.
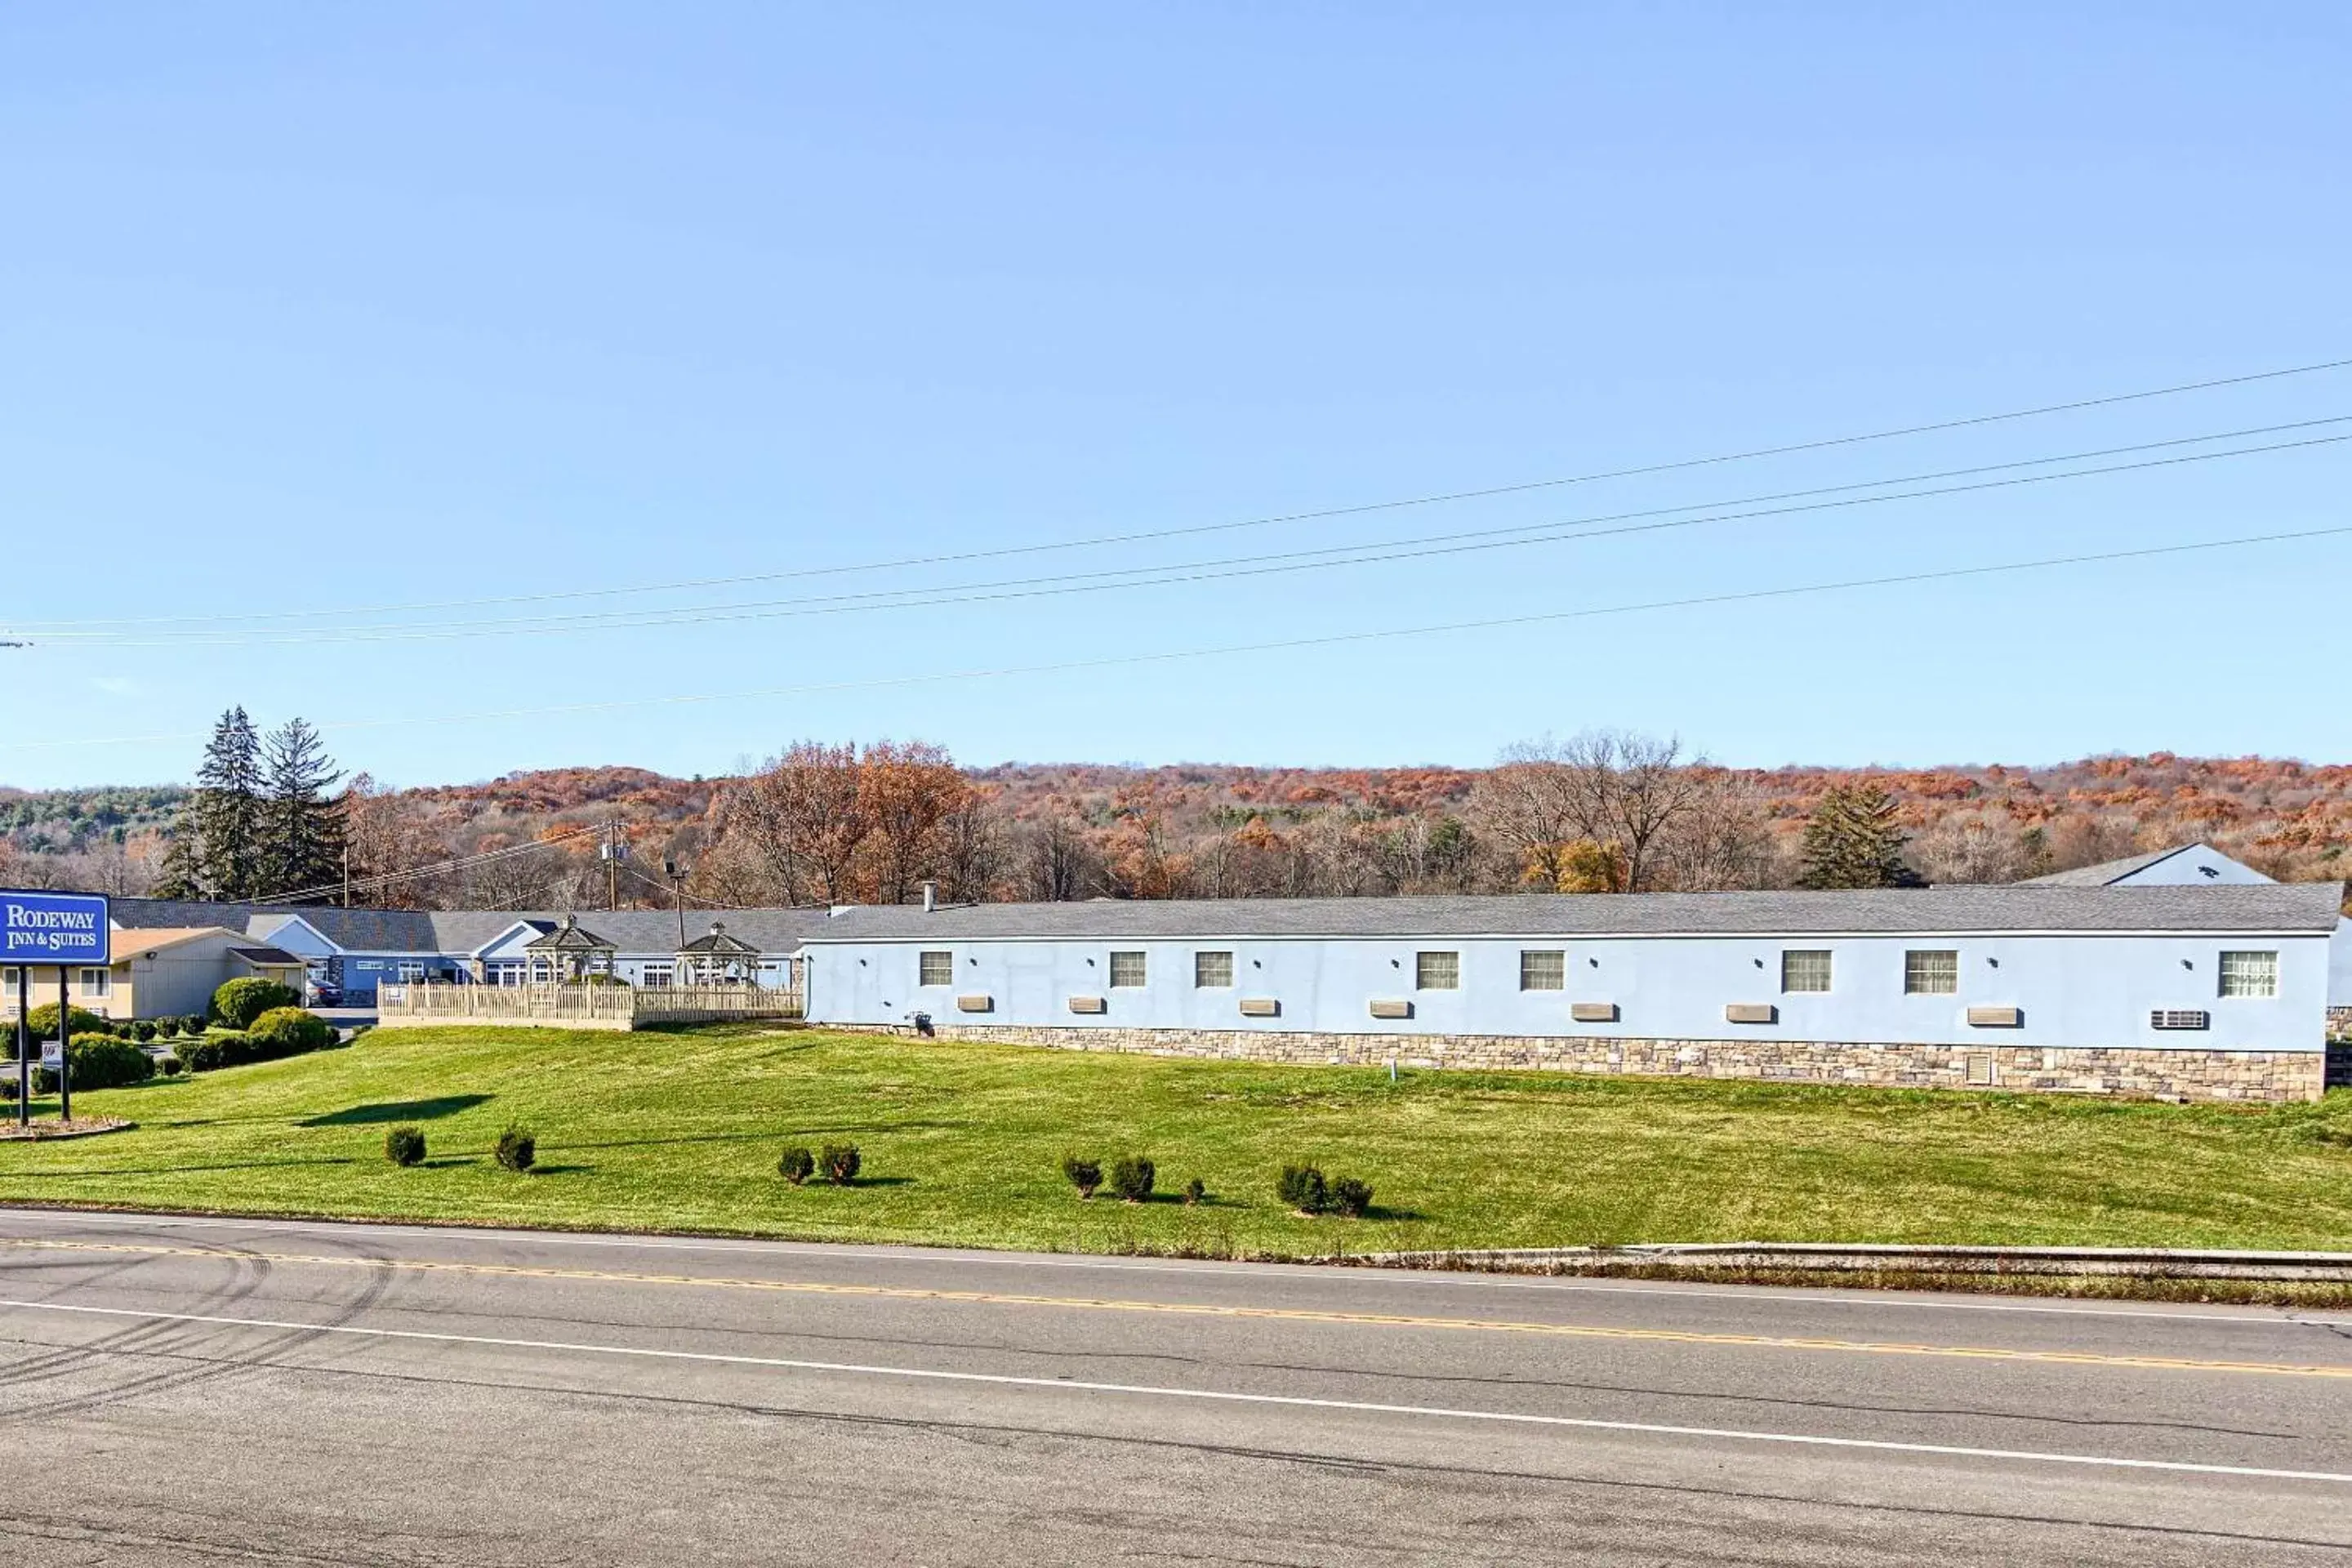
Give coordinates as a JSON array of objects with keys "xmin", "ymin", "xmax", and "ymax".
[{"xmin": 8, "ymin": 1236, "xmax": 2352, "ymax": 1381}]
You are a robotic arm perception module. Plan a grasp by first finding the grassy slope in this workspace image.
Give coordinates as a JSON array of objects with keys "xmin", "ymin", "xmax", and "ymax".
[{"xmin": 1, "ymin": 1023, "xmax": 2349, "ymax": 1256}]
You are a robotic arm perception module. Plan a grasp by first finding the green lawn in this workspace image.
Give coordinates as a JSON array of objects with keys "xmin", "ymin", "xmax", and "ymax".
[{"xmin": 2, "ymin": 1023, "xmax": 2349, "ymax": 1257}]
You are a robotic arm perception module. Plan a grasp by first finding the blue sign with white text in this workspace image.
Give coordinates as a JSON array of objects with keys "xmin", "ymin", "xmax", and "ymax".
[{"xmin": 1, "ymin": 890, "xmax": 110, "ymax": 964}]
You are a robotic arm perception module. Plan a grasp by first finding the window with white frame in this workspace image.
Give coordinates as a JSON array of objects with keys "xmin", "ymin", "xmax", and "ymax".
[
  {"xmin": 1110, "ymin": 951, "xmax": 1148, "ymax": 988},
  {"xmin": 2218, "ymin": 950, "xmax": 2278, "ymax": 999},
  {"xmin": 918, "ymin": 951, "xmax": 954, "ymax": 987},
  {"xmin": 1519, "ymin": 950, "xmax": 1565, "ymax": 991},
  {"xmin": 1194, "ymin": 951, "xmax": 1234, "ymax": 988},
  {"xmin": 77, "ymin": 968, "xmax": 111, "ymax": 997},
  {"xmin": 640, "ymin": 964, "xmax": 675, "ymax": 989},
  {"xmin": 396, "ymin": 961, "xmax": 426, "ymax": 983},
  {"xmin": 1904, "ymin": 950, "xmax": 1958, "ymax": 996},
  {"xmin": 1416, "ymin": 951, "xmax": 1460, "ymax": 990},
  {"xmin": 1, "ymin": 968, "xmax": 16, "ymax": 990},
  {"xmin": 1780, "ymin": 950, "xmax": 1833, "ymax": 994}
]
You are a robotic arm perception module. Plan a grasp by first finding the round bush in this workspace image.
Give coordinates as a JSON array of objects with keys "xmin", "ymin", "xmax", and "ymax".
[
  {"xmin": 493, "ymin": 1125, "xmax": 537, "ymax": 1172},
  {"xmin": 212, "ymin": 977, "xmax": 301, "ymax": 1030},
  {"xmin": 158, "ymin": 1057, "xmax": 185, "ymax": 1077},
  {"xmin": 777, "ymin": 1146, "xmax": 815, "ymax": 1184},
  {"xmin": 156, "ymin": 1018, "xmax": 181, "ymax": 1040},
  {"xmin": 1329, "ymin": 1176, "xmax": 1375, "ymax": 1218},
  {"xmin": 820, "ymin": 1143, "xmax": 861, "ymax": 1185},
  {"xmin": 61, "ymin": 1033, "xmax": 157, "ymax": 1091},
  {"xmin": 180, "ymin": 1014, "xmax": 208, "ymax": 1037},
  {"xmin": 1108, "ymin": 1155, "xmax": 1156, "ymax": 1203},
  {"xmin": 22, "ymin": 1003, "xmax": 108, "ymax": 1040},
  {"xmin": 247, "ymin": 1007, "xmax": 336, "ymax": 1057},
  {"xmin": 385, "ymin": 1125, "xmax": 428, "ymax": 1167},
  {"xmin": 1061, "ymin": 1154, "xmax": 1102, "ymax": 1199},
  {"xmin": 1277, "ymin": 1165, "xmax": 1329, "ymax": 1215},
  {"xmin": 131, "ymin": 1019, "xmax": 158, "ymax": 1043},
  {"xmin": 1182, "ymin": 1177, "xmax": 1206, "ymax": 1206}
]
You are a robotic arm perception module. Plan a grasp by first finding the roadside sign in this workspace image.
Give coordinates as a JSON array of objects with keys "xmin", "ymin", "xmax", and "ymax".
[
  {"xmin": 38, "ymin": 1042, "xmax": 61, "ymax": 1069},
  {"xmin": 0, "ymin": 889, "xmax": 109, "ymax": 965}
]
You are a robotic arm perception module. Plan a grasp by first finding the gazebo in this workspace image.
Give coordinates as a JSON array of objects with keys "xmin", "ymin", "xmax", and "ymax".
[
  {"xmin": 525, "ymin": 914, "xmax": 618, "ymax": 983},
  {"xmin": 676, "ymin": 920, "xmax": 763, "ymax": 987}
]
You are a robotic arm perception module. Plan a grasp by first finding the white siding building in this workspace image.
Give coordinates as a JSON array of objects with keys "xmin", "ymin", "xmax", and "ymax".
[{"xmin": 803, "ymin": 884, "xmax": 2341, "ymax": 1102}]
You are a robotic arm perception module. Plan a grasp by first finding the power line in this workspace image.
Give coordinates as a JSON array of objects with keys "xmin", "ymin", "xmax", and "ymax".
[
  {"xmin": 23, "ymin": 518, "xmax": 2350, "ymax": 754},
  {"xmin": 38, "ymin": 422, "xmax": 2351, "ymax": 648},
  {"xmin": 250, "ymin": 822, "xmax": 607, "ymax": 905},
  {"xmin": 12, "ymin": 353, "xmax": 2352, "ymax": 635}
]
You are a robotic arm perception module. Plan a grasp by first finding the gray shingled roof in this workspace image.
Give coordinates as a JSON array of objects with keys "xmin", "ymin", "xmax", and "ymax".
[
  {"xmin": 109, "ymin": 899, "xmax": 831, "ymax": 956},
  {"xmin": 2020, "ymin": 844, "xmax": 2199, "ymax": 887},
  {"xmin": 806, "ymin": 883, "xmax": 2345, "ymax": 942}
]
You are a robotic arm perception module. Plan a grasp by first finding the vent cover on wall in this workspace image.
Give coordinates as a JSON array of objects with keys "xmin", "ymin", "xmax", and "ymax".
[
  {"xmin": 1067, "ymin": 996, "xmax": 1106, "ymax": 1014},
  {"xmin": 1238, "ymin": 997, "xmax": 1281, "ymax": 1018},
  {"xmin": 956, "ymin": 994, "xmax": 994, "ymax": 1013},
  {"xmin": 2151, "ymin": 1009, "xmax": 2210, "ymax": 1031},
  {"xmin": 1569, "ymin": 1001, "xmax": 1619, "ymax": 1022},
  {"xmin": 1723, "ymin": 1003, "xmax": 1777, "ymax": 1025},
  {"xmin": 1965, "ymin": 1005, "xmax": 2024, "ymax": 1028},
  {"xmin": 1368, "ymin": 999, "xmax": 1413, "ymax": 1020}
]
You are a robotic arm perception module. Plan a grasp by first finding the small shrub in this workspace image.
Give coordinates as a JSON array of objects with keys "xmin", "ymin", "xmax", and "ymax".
[
  {"xmin": 385, "ymin": 1125, "xmax": 427, "ymax": 1167},
  {"xmin": 180, "ymin": 1014, "xmax": 208, "ymax": 1036},
  {"xmin": 1278, "ymin": 1165, "xmax": 1330, "ymax": 1215},
  {"xmin": 112, "ymin": 1021, "xmax": 137, "ymax": 1040},
  {"xmin": 63, "ymin": 1033, "xmax": 157, "ymax": 1090},
  {"xmin": 247, "ymin": 1007, "xmax": 336, "ymax": 1058},
  {"xmin": 158, "ymin": 1057, "xmax": 184, "ymax": 1077},
  {"xmin": 820, "ymin": 1143, "xmax": 861, "ymax": 1185},
  {"xmin": 131, "ymin": 1019, "xmax": 158, "ymax": 1042},
  {"xmin": 212, "ymin": 977, "xmax": 301, "ymax": 1030},
  {"xmin": 493, "ymin": 1125, "xmax": 537, "ymax": 1172},
  {"xmin": 173, "ymin": 1034, "xmax": 225, "ymax": 1072},
  {"xmin": 23, "ymin": 1003, "xmax": 108, "ymax": 1040},
  {"xmin": 1062, "ymin": 1153, "xmax": 1102, "ymax": 1199},
  {"xmin": 1330, "ymin": 1176, "xmax": 1375, "ymax": 1218},
  {"xmin": 156, "ymin": 1018, "xmax": 181, "ymax": 1040},
  {"xmin": 1183, "ymin": 1177, "xmax": 1205, "ymax": 1206},
  {"xmin": 1108, "ymin": 1155, "xmax": 1156, "ymax": 1203},
  {"xmin": 777, "ymin": 1146, "xmax": 816, "ymax": 1184}
]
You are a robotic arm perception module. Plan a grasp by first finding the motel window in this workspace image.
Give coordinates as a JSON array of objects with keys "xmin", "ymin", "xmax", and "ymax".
[
  {"xmin": 1519, "ymin": 951, "xmax": 1566, "ymax": 991},
  {"xmin": 396, "ymin": 961, "xmax": 426, "ymax": 983},
  {"xmin": 918, "ymin": 951, "xmax": 954, "ymax": 987},
  {"xmin": 1904, "ymin": 951, "xmax": 1959, "ymax": 996},
  {"xmin": 77, "ymin": 968, "xmax": 111, "ymax": 998},
  {"xmin": 1780, "ymin": 950, "xmax": 1833, "ymax": 994},
  {"xmin": 2218, "ymin": 951, "xmax": 2278, "ymax": 999},
  {"xmin": 1110, "ymin": 951, "xmax": 1148, "ymax": 988},
  {"xmin": 1, "ymin": 968, "xmax": 16, "ymax": 989},
  {"xmin": 640, "ymin": 964, "xmax": 675, "ymax": 989},
  {"xmin": 1194, "ymin": 951, "xmax": 1234, "ymax": 988},
  {"xmin": 1415, "ymin": 951, "xmax": 1460, "ymax": 991}
]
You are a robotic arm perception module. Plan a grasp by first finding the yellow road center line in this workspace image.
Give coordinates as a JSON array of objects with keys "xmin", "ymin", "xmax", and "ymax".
[{"xmin": 7, "ymin": 1236, "xmax": 2349, "ymax": 1379}]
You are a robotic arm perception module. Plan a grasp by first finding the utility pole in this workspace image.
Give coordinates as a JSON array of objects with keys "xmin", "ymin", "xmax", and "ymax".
[
  {"xmin": 664, "ymin": 858, "xmax": 690, "ymax": 949},
  {"xmin": 342, "ymin": 843, "xmax": 352, "ymax": 908},
  {"xmin": 599, "ymin": 822, "xmax": 629, "ymax": 911}
]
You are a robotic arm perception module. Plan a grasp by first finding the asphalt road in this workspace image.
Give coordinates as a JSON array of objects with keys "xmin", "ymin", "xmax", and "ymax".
[{"xmin": 3, "ymin": 1209, "xmax": 2350, "ymax": 1566}]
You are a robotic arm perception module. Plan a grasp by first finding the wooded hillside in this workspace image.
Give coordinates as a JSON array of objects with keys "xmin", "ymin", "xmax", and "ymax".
[{"xmin": 7, "ymin": 744, "xmax": 2350, "ymax": 909}]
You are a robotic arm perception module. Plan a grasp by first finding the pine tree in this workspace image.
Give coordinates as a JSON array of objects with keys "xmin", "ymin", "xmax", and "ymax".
[
  {"xmin": 155, "ymin": 707, "xmax": 265, "ymax": 899},
  {"xmin": 257, "ymin": 718, "xmax": 346, "ymax": 898},
  {"xmin": 1797, "ymin": 781, "xmax": 1915, "ymax": 889}
]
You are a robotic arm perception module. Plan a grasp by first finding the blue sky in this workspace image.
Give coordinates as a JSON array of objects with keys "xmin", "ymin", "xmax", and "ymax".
[{"xmin": 2, "ymin": 2, "xmax": 2346, "ymax": 789}]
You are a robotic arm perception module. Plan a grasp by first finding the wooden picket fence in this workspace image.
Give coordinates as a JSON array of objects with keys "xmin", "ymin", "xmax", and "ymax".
[{"xmin": 376, "ymin": 982, "xmax": 803, "ymax": 1031}]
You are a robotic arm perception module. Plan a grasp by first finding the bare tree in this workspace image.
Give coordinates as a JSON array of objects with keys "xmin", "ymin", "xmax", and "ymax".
[
  {"xmin": 1018, "ymin": 811, "xmax": 1096, "ymax": 902},
  {"xmin": 1653, "ymin": 771, "xmax": 1775, "ymax": 891},
  {"xmin": 935, "ymin": 786, "xmax": 1004, "ymax": 903},
  {"xmin": 1472, "ymin": 730, "xmax": 1721, "ymax": 892},
  {"xmin": 726, "ymin": 741, "xmax": 871, "ymax": 905}
]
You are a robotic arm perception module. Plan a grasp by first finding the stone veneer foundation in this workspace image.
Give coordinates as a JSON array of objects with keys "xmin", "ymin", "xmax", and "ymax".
[{"xmin": 850, "ymin": 1023, "xmax": 2327, "ymax": 1103}]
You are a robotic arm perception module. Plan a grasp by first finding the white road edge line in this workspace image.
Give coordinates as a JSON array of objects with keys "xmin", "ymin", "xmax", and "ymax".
[
  {"xmin": 6, "ymin": 1209, "xmax": 2346, "ymax": 1329},
  {"xmin": 4, "ymin": 1296, "xmax": 2348, "ymax": 1486}
]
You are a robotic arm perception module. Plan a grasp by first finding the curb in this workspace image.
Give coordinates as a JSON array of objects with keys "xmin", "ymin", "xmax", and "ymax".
[{"xmin": 1361, "ymin": 1242, "xmax": 2352, "ymax": 1283}]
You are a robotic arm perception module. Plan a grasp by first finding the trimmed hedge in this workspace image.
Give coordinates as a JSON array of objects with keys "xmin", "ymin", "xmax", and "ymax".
[
  {"xmin": 32, "ymin": 1033, "xmax": 157, "ymax": 1094},
  {"xmin": 212, "ymin": 977, "xmax": 301, "ymax": 1030},
  {"xmin": 247, "ymin": 1007, "xmax": 336, "ymax": 1055},
  {"xmin": 385, "ymin": 1125, "xmax": 428, "ymax": 1167},
  {"xmin": 20, "ymin": 1003, "xmax": 109, "ymax": 1040}
]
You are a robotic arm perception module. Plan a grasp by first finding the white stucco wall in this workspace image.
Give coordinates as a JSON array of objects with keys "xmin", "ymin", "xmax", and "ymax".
[{"xmin": 804, "ymin": 929, "xmax": 2330, "ymax": 1054}]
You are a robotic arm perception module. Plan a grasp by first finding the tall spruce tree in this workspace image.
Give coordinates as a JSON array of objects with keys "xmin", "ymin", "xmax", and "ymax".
[
  {"xmin": 154, "ymin": 707, "xmax": 265, "ymax": 899},
  {"xmin": 1797, "ymin": 781, "xmax": 1915, "ymax": 889},
  {"xmin": 257, "ymin": 717, "xmax": 346, "ymax": 898}
]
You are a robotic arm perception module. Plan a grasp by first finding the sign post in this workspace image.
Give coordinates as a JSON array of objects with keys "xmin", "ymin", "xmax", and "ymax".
[
  {"xmin": 1, "ymin": 890, "xmax": 109, "ymax": 1124},
  {"xmin": 11, "ymin": 964, "xmax": 25, "ymax": 1129}
]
